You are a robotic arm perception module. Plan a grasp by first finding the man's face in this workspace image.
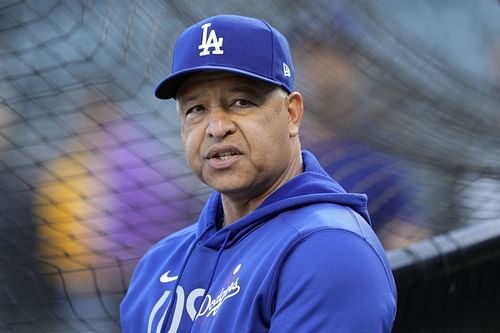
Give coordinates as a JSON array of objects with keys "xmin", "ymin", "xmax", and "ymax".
[{"xmin": 176, "ymin": 72, "xmax": 302, "ymax": 201}]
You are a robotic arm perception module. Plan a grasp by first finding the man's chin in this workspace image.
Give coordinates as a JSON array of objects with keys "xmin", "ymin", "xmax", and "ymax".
[{"xmin": 209, "ymin": 183, "xmax": 246, "ymax": 195}]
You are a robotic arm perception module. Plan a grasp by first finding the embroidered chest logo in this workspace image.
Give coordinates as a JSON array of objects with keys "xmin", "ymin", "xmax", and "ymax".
[
  {"xmin": 196, "ymin": 277, "xmax": 241, "ymax": 319},
  {"xmin": 199, "ymin": 22, "xmax": 224, "ymax": 56},
  {"xmin": 147, "ymin": 264, "xmax": 243, "ymax": 333}
]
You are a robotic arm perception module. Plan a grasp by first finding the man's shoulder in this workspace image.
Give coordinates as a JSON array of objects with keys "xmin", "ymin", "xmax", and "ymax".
[
  {"xmin": 277, "ymin": 202, "xmax": 396, "ymax": 295},
  {"xmin": 280, "ymin": 202, "xmax": 372, "ymax": 239},
  {"xmin": 145, "ymin": 223, "xmax": 199, "ymax": 257}
]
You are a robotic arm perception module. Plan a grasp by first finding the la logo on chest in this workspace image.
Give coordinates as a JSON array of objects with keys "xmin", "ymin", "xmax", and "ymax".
[{"xmin": 198, "ymin": 23, "xmax": 224, "ymax": 56}]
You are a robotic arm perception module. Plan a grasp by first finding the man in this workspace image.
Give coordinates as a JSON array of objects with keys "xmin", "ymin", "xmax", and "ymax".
[{"xmin": 120, "ymin": 15, "xmax": 396, "ymax": 332}]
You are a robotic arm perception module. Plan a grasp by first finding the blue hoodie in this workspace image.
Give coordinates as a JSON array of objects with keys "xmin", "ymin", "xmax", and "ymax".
[{"xmin": 120, "ymin": 150, "xmax": 397, "ymax": 332}]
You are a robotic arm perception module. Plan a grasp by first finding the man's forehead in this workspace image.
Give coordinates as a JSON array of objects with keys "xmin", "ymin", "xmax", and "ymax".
[
  {"xmin": 176, "ymin": 71, "xmax": 275, "ymax": 98},
  {"xmin": 183, "ymin": 71, "xmax": 243, "ymax": 83}
]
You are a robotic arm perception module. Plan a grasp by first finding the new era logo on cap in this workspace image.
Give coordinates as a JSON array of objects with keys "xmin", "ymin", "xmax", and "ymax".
[
  {"xmin": 283, "ymin": 63, "xmax": 291, "ymax": 77},
  {"xmin": 154, "ymin": 15, "xmax": 295, "ymax": 99}
]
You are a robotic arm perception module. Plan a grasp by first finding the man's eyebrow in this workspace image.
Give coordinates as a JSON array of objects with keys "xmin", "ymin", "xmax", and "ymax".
[
  {"xmin": 226, "ymin": 84, "xmax": 272, "ymax": 96},
  {"xmin": 178, "ymin": 82, "xmax": 275, "ymax": 103},
  {"xmin": 178, "ymin": 94, "xmax": 200, "ymax": 104}
]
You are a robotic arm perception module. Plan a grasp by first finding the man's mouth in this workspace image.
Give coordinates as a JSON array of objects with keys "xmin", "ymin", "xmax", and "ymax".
[
  {"xmin": 206, "ymin": 146, "xmax": 243, "ymax": 168},
  {"xmin": 206, "ymin": 146, "xmax": 242, "ymax": 159},
  {"xmin": 212, "ymin": 152, "xmax": 240, "ymax": 161}
]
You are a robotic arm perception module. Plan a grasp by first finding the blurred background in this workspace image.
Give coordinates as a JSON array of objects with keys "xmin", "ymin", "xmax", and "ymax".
[{"xmin": 0, "ymin": 0, "xmax": 499, "ymax": 332}]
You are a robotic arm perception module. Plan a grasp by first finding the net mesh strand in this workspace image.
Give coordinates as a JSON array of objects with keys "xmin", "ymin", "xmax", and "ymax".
[{"xmin": 0, "ymin": 0, "xmax": 499, "ymax": 331}]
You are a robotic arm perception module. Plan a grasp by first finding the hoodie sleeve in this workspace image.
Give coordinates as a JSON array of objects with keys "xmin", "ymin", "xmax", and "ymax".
[{"xmin": 269, "ymin": 229, "xmax": 396, "ymax": 333}]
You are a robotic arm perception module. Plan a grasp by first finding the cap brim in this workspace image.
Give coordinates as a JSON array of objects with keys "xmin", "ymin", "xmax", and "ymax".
[{"xmin": 154, "ymin": 66, "xmax": 288, "ymax": 100}]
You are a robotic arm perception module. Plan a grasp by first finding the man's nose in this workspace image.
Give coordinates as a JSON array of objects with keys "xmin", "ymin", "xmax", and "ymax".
[{"xmin": 206, "ymin": 107, "xmax": 236, "ymax": 138}]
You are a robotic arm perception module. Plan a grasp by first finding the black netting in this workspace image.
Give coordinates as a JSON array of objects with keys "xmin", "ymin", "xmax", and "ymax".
[{"xmin": 1, "ymin": 0, "xmax": 499, "ymax": 331}]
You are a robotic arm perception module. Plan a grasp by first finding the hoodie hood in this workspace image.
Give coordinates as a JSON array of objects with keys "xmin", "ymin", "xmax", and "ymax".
[{"xmin": 197, "ymin": 150, "xmax": 371, "ymax": 249}]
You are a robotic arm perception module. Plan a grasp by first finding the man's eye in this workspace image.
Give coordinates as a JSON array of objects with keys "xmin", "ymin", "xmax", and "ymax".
[
  {"xmin": 232, "ymin": 99, "xmax": 255, "ymax": 107},
  {"xmin": 186, "ymin": 105, "xmax": 205, "ymax": 115}
]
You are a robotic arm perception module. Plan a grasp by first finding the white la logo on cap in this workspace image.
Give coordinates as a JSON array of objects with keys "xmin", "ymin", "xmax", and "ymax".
[{"xmin": 199, "ymin": 23, "xmax": 224, "ymax": 56}]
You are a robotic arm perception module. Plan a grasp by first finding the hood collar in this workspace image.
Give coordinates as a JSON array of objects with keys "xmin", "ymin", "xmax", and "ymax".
[{"xmin": 196, "ymin": 150, "xmax": 370, "ymax": 249}]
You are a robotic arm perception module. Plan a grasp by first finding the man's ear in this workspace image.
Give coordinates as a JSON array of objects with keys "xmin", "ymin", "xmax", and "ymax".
[{"xmin": 287, "ymin": 92, "xmax": 304, "ymax": 138}]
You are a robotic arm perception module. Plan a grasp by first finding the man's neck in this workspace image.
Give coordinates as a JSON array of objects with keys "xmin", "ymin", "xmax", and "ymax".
[
  {"xmin": 219, "ymin": 197, "xmax": 255, "ymax": 228},
  {"xmin": 219, "ymin": 152, "xmax": 303, "ymax": 227}
]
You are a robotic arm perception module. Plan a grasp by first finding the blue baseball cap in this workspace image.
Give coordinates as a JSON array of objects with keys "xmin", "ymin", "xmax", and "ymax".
[{"xmin": 154, "ymin": 15, "xmax": 295, "ymax": 99}]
